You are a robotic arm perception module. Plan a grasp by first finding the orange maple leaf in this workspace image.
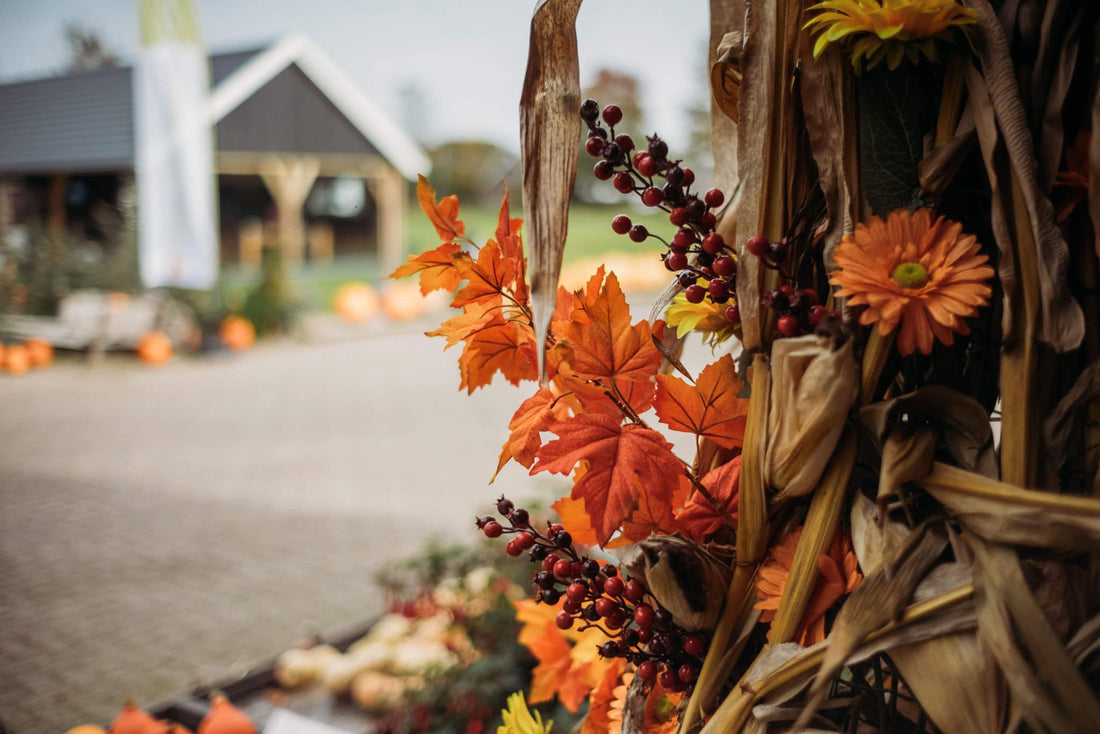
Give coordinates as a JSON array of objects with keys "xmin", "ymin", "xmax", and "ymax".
[
  {"xmin": 654, "ymin": 354, "xmax": 749, "ymax": 449},
  {"xmin": 551, "ymin": 495, "xmax": 600, "ymax": 547},
  {"xmin": 532, "ymin": 414, "xmax": 684, "ymax": 545},
  {"xmin": 494, "ymin": 386, "xmax": 571, "ymax": 479},
  {"xmin": 427, "ymin": 301, "xmax": 500, "ymax": 349},
  {"xmin": 389, "ymin": 242, "xmax": 469, "ymax": 296},
  {"xmin": 677, "ymin": 455, "xmax": 741, "ymax": 540},
  {"xmin": 416, "ymin": 174, "xmax": 466, "ymax": 243},
  {"xmin": 554, "ymin": 272, "xmax": 663, "ymax": 393},
  {"xmin": 610, "ymin": 474, "xmax": 691, "ymax": 547},
  {"xmin": 458, "ymin": 317, "xmax": 537, "ymax": 393},
  {"xmin": 452, "ymin": 239, "xmax": 521, "ymax": 308}
]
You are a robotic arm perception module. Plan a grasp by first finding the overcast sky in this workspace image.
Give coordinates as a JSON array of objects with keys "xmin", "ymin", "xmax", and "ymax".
[{"xmin": 0, "ymin": 0, "xmax": 710, "ymax": 152}]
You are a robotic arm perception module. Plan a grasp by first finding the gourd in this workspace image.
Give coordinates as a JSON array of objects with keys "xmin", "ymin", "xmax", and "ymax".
[
  {"xmin": 196, "ymin": 694, "xmax": 256, "ymax": 734},
  {"xmin": 219, "ymin": 316, "xmax": 256, "ymax": 351},
  {"xmin": 273, "ymin": 644, "xmax": 340, "ymax": 688},
  {"xmin": 333, "ymin": 282, "xmax": 380, "ymax": 323},
  {"xmin": 65, "ymin": 726, "xmax": 107, "ymax": 734},
  {"xmin": 4, "ymin": 344, "xmax": 30, "ymax": 375},
  {"xmin": 137, "ymin": 332, "xmax": 173, "ymax": 366},
  {"xmin": 381, "ymin": 283, "xmax": 426, "ymax": 321},
  {"xmin": 24, "ymin": 338, "xmax": 54, "ymax": 367}
]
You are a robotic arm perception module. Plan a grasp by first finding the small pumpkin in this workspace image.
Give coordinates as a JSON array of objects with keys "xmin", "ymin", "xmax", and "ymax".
[
  {"xmin": 219, "ymin": 316, "xmax": 256, "ymax": 352},
  {"xmin": 108, "ymin": 701, "xmax": 166, "ymax": 734},
  {"xmin": 381, "ymin": 282, "xmax": 427, "ymax": 322},
  {"xmin": 137, "ymin": 332, "xmax": 173, "ymax": 366},
  {"xmin": 4, "ymin": 344, "xmax": 30, "ymax": 375},
  {"xmin": 65, "ymin": 726, "xmax": 108, "ymax": 734},
  {"xmin": 333, "ymin": 282, "xmax": 380, "ymax": 323},
  {"xmin": 197, "ymin": 694, "xmax": 256, "ymax": 734},
  {"xmin": 25, "ymin": 338, "xmax": 54, "ymax": 367}
]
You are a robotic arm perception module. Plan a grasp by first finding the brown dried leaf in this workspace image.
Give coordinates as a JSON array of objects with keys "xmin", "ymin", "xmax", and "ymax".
[
  {"xmin": 521, "ymin": 0, "xmax": 583, "ymax": 380},
  {"xmin": 766, "ymin": 335, "xmax": 858, "ymax": 501},
  {"xmin": 919, "ymin": 462, "xmax": 1100, "ymax": 551},
  {"xmin": 1043, "ymin": 360, "xmax": 1100, "ymax": 474},
  {"xmin": 711, "ymin": 30, "xmax": 744, "ymax": 124}
]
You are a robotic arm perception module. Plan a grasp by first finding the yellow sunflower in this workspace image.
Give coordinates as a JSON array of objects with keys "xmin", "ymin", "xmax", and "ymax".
[
  {"xmin": 805, "ymin": 0, "xmax": 976, "ymax": 71},
  {"xmin": 498, "ymin": 691, "xmax": 553, "ymax": 734},
  {"xmin": 829, "ymin": 208, "xmax": 993, "ymax": 357}
]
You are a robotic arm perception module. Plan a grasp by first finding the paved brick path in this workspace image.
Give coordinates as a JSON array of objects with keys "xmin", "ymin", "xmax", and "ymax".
[{"xmin": 0, "ymin": 324, "xmax": 556, "ymax": 733}]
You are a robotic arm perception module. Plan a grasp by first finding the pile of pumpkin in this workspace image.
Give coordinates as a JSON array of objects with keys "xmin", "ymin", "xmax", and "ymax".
[
  {"xmin": 66, "ymin": 694, "xmax": 255, "ymax": 734},
  {"xmin": 137, "ymin": 316, "xmax": 256, "ymax": 367},
  {"xmin": 0, "ymin": 338, "xmax": 54, "ymax": 376},
  {"xmin": 333, "ymin": 281, "xmax": 444, "ymax": 324}
]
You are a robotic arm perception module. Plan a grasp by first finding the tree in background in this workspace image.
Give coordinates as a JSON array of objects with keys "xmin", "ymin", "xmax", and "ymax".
[
  {"xmin": 426, "ymin": 141, "xmax": 519, "ymax": 208},
  {"xmin": 64, "ymin": 24, "xmax": 121, "ymax": 72}
]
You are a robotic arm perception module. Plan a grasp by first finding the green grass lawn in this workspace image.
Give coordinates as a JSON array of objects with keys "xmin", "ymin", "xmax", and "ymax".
[{"xmin": 222, "ymin": 203, "xmax": 673, "ymax": 313}]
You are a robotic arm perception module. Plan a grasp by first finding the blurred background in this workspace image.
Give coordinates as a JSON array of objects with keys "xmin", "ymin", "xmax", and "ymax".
[{"xmin": 0, "ymin": 1, "xmax": 712, "ymax": 731}]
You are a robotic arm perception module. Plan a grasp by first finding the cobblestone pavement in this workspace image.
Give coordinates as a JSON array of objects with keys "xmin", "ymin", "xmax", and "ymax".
[{"xmin": 0, "ymin": 322, "xmax": 559, "ymax": 733}]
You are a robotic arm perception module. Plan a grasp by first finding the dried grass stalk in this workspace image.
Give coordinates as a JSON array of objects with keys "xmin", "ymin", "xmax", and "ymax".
[
  {"xmin": 766, "ymin": 336, "xmax": 858, "ymax": 501},
  {"xmin": 919, "ymin": 462, "xmax": 1100, "ymax": 551},
  {"xmin": 520, "ymin": 0, "xmax": 582, "ymax": 379}
]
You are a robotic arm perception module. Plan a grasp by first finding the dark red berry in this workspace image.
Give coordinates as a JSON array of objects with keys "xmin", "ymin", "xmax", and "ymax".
[
  {"xmin": 713, "ymin": 255, "xmax": 736, "ymax": 277},
  {"xmin": 803, "ymin": 288, "xmax": 818, "ymax": 305},
  {"xmin": 629, "ymin": 224, "xmax": 649, "ymax": 243},
  {"xmin": 570, "ymin": 561, "xmax": 584, "ymax": 578},
  {"xmin": 682, "ymin": 168, "xmax": 696, "ymax": 187},
  {"xmin": 562, "ymin": 598, "xmax": 581, "ymax": 614},
  {"xmin": 512, "ymin": 508, "xmax": 529, "ymax": 526},
  {"xmin": 707, "ymin": 279, "xmax": 728, "ymax": 299},
  {"xmin": 765, "ymin": 289, "xmax": 790, "ymax": 311},
  {"xmin": 666, "ymin": 166, "xmax": 685, "ymax": 186},
  {"xmin": 602, "ymin": 142, "xmax": 622, "ymax": 162},
  {"xmin": 529, "ymin": 544, "xmax": 548, "ymax": 562},
  {"xmin": 553, "ymin": 559, "xmax": 572, "ymax": 578},
  {"xmin": 585, "ymin": 136, "xmax": 605, "ymax": 157},
  {"xmin": 602, "ymin": 104, "xmax": 623, "ymax": 126},
  {"xmin": 637, "ymin": 628, "xmax": 652, "ymax": 643},
  {"xmin": 497, "ymin": 497, "xmax": 514, "ymax": 515},
  {"xmin": 514, "ymin": 531, "xmax": 535, "ymax": 551},
  {"xmin": 704, "ymin": 188, "xmax": 725, "ymax": 208},
  {"xmin": 613, "ymin": 172, "xmax": 634, "ymax": 194},
  {"xmin": 777, "ymin": 314, "xmax": 800, "ymax": 337},
  {"xmin": 624, "ymin": 579, "xmax": 645, "ymax": 602},
  {"xmin": 653, "ymin": 608, "xmax": 673, "ymax": 628},
  {"xmin": 683, "ymin": 634, "xmax": 705, "ymax": 656},
  {"xmin": 606, "ymin": 612, "xmax": 627, "ymax": 629},
  {"xmin": 604, "ymin": 576, "xmax": 624, "ymax": 596},
  {"xmin": 540, "ymin": 588, "xmax": 560, "ymax": 604},
  {"xmin": 746, "ymin": 233, "xmax": 769, "ymax": 257},
  {"xmin": 611, "ymin": 215, "xmax": 632, "ymax": 234},
  {"xmin": 659, "ymin": 670, "xmax": 678, "ymax": 690},
  {"xmin": 631, "ymin": 150, "xmax": 647, "ymax": 168},
  {"xmin": 768, "ymin": 241, "xmax": 788, "ymax": 261},
  {"xmin": 580, "ymin": 99, "xmax": 600, "ymax": 122},
  {"xmin": 595, "ymin": 597, "xmax": 616, "ymax": 617},
  {"xmin": 641, "ymin": 186, "xmax": 664, "ymax": 207},
  {"xmin": 482, "ymin": 521, "xmax": 503, "ymax": 538},
  {"xmin": 636, "ymin": 154, "xmax": 658, "ymax": 177},
  {"xmin": 678, "ymin": 271, "xmax": 698, "ymax": 288},
  {"xmin": 590, "ymin": 576, "xmax": 604, "ymax": 594},
  {"xmin": 598, "ymin": 641, "xmax": 621, "ymax": 658},
  {"xmin": 685, "ymin": 284, "xmax": 706, "ymax": 303},
  {"xmin": 666, "ymin": 251, "xmax": 689, "ymax": 271},
  {"xmin": 621, "ymin": 629, "xmax": 640, "ymax": 647},
  {"xmin": 553, "ymin": 530, "xmax": 572, "ymax": 548},
  {"xmin": 583, "ymin": 604, "xmax": 601, "ymax": 621},
  {"xmin": 566, "ymin": 583, "xmax": 587, "ymax": 603},
  {"xmin": 686, "ymin": 198, "xmax": 705, "ymax": 219},
  {"xmin": 672, "ymin": 227, "xmax": 696, "ymax": 249},
  {"xmin": 614, "ymin": 134, "xmax": 634, "ymax": 153},
  {"xmin": 555, "ymin": 611, "xmax": 574, "ymax": 629},
  {"xmin": 808, "ymin": 304, "xmax": 828, "ymax": 325},
  {"xmin": 637, "ymin": 661, "xmax": 658, "ymax": 681},
  {"xmin": 648, "ymin": 138, "xmax": 668, "ymax": 159},
  {"xmin": 594, "ymin": 160, "xmax": 614, "ymax": 180},
  {"xmin": 633, "ymin": 603, "xmax": 655, "ymax": 628},
  {"xmin": 702, "ymin": 211, "xmax": 717, "ymax": 228},
  {"xmin": 678, "ymin": 664, "xmax": 698, "ymax": 683},
  {"xmin": 542, "ymin": 554, "xmax": 559, "ymax": 573},
  {"xmin": 669, "ymin": 207, "xmax": 689, "ymax": 226},
  {"xmin": 726, "ymin": 304, "xmax": 741, "ymax": 325},
  {"xmin": 582, "ymin": 559, "xmax": 600, "ymax": 577},
  {"xmin": 701, "ymin": 232, "xmax": 725, "ymax": 255},
  {"xmin": 506, "ymin": 539, "xmax": 522, "ymax": 557}
]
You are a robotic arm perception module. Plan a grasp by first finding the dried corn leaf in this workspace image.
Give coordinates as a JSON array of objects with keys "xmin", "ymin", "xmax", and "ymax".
[
  {"xmin": 520, "ymin": 0, "xmax": 583, "ymax": 379},
  {"xmin": 919, "ymin": 462, "xmax": 1100, "ymax": 551},
  {"xmin": 877, "ymin": 426, "xmax": 936, "ymax": 510},
  {"xmin": 712, "ymin": 30, "xmax": 744, "ymax": 124},
  {"xmin": 799, "ymin": 41, "xmax": 855, "ymax": 268},
  {"xmin": 709, "ymin": 1, "xmax": 745, "ymax": 200},
  {"xmin": 766, "ymin": 335, "xmax": 858, "ymax": 501},
  {"xmin": 1043, "ymin": 360, "xmax": 1100, "ymax": 474},
  {"xmin": 793, "ymin": 522, "xmax": 947, "ymax": 729},
  {"xmin": 967, "ymin": 535, "xmax": 1100, "ymax": 733},
  {"xmin": 768, "ymin": 429, "xmax": 857, "ymax": 644},
  {"xmin": 1092, "ymin": 58, "xmax": 1100, "ymax": 259},
  {"xmin": 860, "ymin": 385, "xmax": 998, "ymax": 478},
  {"xmin": 962, "ymin": 0, "xmax": 1084, "ymax": 352}
]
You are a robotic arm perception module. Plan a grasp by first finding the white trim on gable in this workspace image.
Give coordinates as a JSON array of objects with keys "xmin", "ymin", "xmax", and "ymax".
[{"xmin": 206, "ymin": 35, "xmax": 430, "ymax": 180}]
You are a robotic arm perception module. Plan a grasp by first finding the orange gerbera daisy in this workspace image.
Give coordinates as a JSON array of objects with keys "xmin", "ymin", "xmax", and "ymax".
[
  {"xmin": 829, "ymin": 208, "xmax": 994, "ymax": 356},
  {"xmin": 754, "ymin": 528, "xmax": 862, "ymax": 646},
  {"xmin": 805, "ymin": 0, "xmax": 976, "ymax": 71},
  {"xmin": 604, "ymin": 673, "xmax": 682, "ymax": 734}
]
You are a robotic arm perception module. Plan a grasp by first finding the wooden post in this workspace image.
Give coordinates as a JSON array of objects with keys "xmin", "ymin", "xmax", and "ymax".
[
  {"xmin": 373, "ymin": 165, "xmax": 406, "ymax": 278},
  {"xmin": 258, "ymin": 155, "xmax": 320, "ymax": 265}
]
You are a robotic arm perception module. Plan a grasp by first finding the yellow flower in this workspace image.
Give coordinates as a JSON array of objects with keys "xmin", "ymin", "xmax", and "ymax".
[
  {"xmin": 805, "ymin": 0, "xmax": 976, "ymax": 71},
  {"xmin": 664, "ymin": 283, "xmax": 738, "ymax": 347},
  {"xmin": 498, "ymin": 691, "xmax": 553, "ymax": 734},
  {"xmin": 828, "ymin": 208, "xmax": 993, "ymax": 356}
]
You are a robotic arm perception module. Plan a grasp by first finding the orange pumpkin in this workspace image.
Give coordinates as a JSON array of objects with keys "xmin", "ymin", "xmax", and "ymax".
[
  {"xmin": 137, "ymin": 332, "xmax": 173, "ymax": 366},
  {"xmin": 219, "ymin": 316, "xmax": 256, "ymax": 352},
  {"xmin": 333, "ymin": 282, "xmax": 380, "ymax": 323},
  {"xmin": 197, "ymin": 694, "xmax": 256, "ymax": 734},
  {"xmin": 4, "ymin": 344, "xmax": 30, "ymax": 375},
  {"xmin": 65, "ymin": 726, "xmax": 108, "ymax": 734},
  {"xmin": 25, "ymin": 338, "xmax": 54, "ymax": 367},
  {"xmin": 109, "ymin": 701, "xmax": 166, "ymax": 734},
  {"xmin": 381, "ymin": 283, "xmax": 427, "ymax": 322}
]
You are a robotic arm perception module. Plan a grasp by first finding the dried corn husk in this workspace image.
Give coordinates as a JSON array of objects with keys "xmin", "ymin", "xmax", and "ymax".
[
  {"xmin": 709, "ymin": 0, "xmax": 745, "ymax": 200},
  {"xmin": 520, "ymin": 0, "xmax": 582, "ymax": 379},
  {"xmin": 766, "ymin": 335, "xmax": 858, "ymax": 501},
  {"xmin": 918, "ymin": 462, "xmax": 1100, "ymax": 551}
]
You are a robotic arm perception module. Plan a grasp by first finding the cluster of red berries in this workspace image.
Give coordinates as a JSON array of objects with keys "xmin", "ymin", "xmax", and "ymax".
[
  {"xmin": 477, "ymin": 496, "xmax": 707, "ymax": 692},
  {"xmin": 581, "ymin": 99, "xmax": 740, "ymax": 324}
]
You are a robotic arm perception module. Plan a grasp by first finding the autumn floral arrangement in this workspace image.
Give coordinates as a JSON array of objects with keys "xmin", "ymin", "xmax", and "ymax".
[{"xmin": 393, "ymin": 0, "xmax": 1100, "ymax": 732}]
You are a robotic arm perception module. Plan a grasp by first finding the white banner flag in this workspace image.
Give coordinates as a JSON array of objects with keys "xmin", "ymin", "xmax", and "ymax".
[{"xmin": 134, "ymin": 0, "xmax": 217, "ymax": 289}]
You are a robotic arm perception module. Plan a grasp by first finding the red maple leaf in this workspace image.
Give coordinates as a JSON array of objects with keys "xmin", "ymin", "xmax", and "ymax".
[
  {"xmin": 451, "ymin": 239, "xmax": 520, "ymax": 308},
  {"xmin": 494, "ymin": 386, "xmax": 571, "ymax": 478},
  {"xmin": 654, "ymin": 354, "xmax": 749, "ymax": 449},
  {"xmin": 532, "ymin": 414, "xmax": 684, "ymax": 545},
  {"xmin": 677, "ymin": 455, "xmax": 741, "ymax": 540},
  {"xmin": 458, "ymin": 318, "xmax": 537, "ymax": 393}
]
